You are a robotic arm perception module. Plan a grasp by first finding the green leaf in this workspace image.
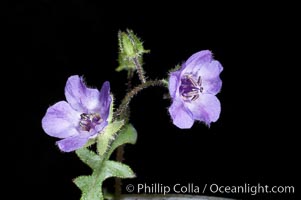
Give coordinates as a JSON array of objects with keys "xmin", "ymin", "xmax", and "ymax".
[
  {"xmin": 97, "ymin": 120, "xmax": 124, "ymax": 156},
  {"xmin": 116, "ymin": 29, "xmax": 149, "ymax": 72},
  {"xmin": 121, "ymin": 32, "xmax": 135, "ymax": 57},
  {"xmin": 74, "ymin": 175, "xmax": 103, "ymax": 200},
  {"xmin": 103, "ymin": 160, "xmax": 136, "ymax": 179},
  {"xmin": 74, "ymin": 124, "xmax": 138, "ymax": 200},
  {"xmin": 83, "ymin": 138, "xmax": 97, "ymax": 148},
  {"xmin": 107, "ymin": 123, "xmax": 137, "ymax": 158},
  {"xmin": 75, "ymin": 148, "xmax": 101, "ymax": 170},
  {"xmin": 75, "ymin": 171, "xmax": 104, "ymax": 200},
  {"xmin": 80, "ymin": 184, "xmax": 103, "ymax": 200},
  {"xmin": 73, "ymin": 175, "xmax": 94, "ymax": 192},
  {"xmin": 116, "ymin": 54, "xmax": 136, "ymax": 72},
  {"xmin": 74, "ymin": 160, "xmax": 135, "ymax": 200},
  {"xmin": 126, "ymin": 29, "xmax": 150, "ymax": 56}
]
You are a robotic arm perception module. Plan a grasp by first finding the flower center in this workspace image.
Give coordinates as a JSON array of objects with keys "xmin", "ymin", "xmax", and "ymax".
[
  {"xmin": 179, "ymin": 74, "xmax": 203, "ymax": 101},
  {"xmin": 79, "ymin": 113, "xmax": 103, "ymax": 131}
]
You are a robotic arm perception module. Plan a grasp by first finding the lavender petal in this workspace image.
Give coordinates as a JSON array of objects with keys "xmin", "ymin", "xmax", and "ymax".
[
  {"xmin": 64, "ymin": 75, "xmax": 102, "ymax": 113},
  {"xmin": 169, "ymin": 100, "xmax": 194, "ymax": 129},
  {"xmin": 186, "ymin": 94, "xmax": 221, "ymax": 126},
  {"xmin": 42, "ymin": 101, "xmax": 80, "ymax": 138}
]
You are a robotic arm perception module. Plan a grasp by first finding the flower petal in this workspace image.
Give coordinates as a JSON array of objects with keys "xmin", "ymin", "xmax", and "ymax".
[
  {"xmin": 186, "ymin": 94, "xmax": 221, "ymax": 126},
  {"xmin": 169, "ymin": 99, "xmax": 194, "ymax": 129},
  {"xmin": 98, "ymin": 81, "xmax": 112, "ymax": 120},
  {"xmin": 198, "ymin": 60, "xmax": 223, "ymax": 80},
  {"xmin": 168, "ymin": 71, "xmax": 181, "ymax": 99},
  {"xmin": 202, "ymin": 77, "xmax": 222, "ymax": 95},
  {"xmin": 64, "ymin": 75, "xmax": 102, "ymax": 113},
  {"xmin": 42, "ymin": 101, "xmax": 80, "ymax": 139},
  {"xmin": 56, "ymin": 133, "xmax": 90, "ymax": 152},
  {"xmin": 182, "ymin": 50, "xmax": 213, "ymax": 74},
  {"xmin": 199, "ymin": 61, "xmax": 223, "ymax": 95}
]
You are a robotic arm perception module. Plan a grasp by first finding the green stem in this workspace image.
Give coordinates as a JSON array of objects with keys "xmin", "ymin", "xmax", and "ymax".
[
  {"xmin": 115, "ymin": 79, "xmax": 167, "ymax": 120},
  {"xmin": 113, "ymin": 79, "xmax": 167, "ymax": 199},
  {"xmin": 133, "ymin": 57, "xmax": 146, "ymax": 83},
  {"xmin": 126, "ymin": 69, "xmax": 134, "ymax": 90}
]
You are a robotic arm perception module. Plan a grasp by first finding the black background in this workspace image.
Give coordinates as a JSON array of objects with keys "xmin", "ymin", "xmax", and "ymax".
[{"xmin": 12, "ymin": 1, "xmax": 299, "ymax": 200}]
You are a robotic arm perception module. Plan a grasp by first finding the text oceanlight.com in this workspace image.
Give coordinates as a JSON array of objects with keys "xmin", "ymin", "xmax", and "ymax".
[{"xmin": 126, "ymin": 183, "xmax": 295, "ymax": 196}]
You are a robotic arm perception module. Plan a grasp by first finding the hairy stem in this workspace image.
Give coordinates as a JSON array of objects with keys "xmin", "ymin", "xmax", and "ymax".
[
  {"xmin": 126, "ymin": 69, "xmax": 134, "ymax": 90},
  {"xmin": 133, "ymin": 57, "xmax": 146, "ymax": 83},
  {"xmin": 114, "ymin": 79, "xmax": 167, "ymax": 199},
  {"xmin": 115, "ymin": 79, "xmax": 167, "ymax": 119}
]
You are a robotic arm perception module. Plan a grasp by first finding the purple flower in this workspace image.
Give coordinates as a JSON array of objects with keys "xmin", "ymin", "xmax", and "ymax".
[
  {"xmin": 42, "ymin": 75, "xmax": 112, "ymax": 152},
  {"xmin": 168, "ymin": 50, "xmax": 223, "ymax": 129}
]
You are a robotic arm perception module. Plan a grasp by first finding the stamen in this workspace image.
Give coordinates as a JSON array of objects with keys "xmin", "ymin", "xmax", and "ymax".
[
  {"xmin": 191, "ymin": 94, "xmax": 199, "ymax": 101},
  {"xmin": 79, "ymin": 113, "xmax": 102, "ymax": 131},
  {"xmin": 180, "ymin": 74, "xmax": 203, "ymax": 101}
]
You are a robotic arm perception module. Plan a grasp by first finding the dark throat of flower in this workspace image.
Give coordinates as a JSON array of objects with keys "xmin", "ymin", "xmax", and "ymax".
[
  {"xmin": 79, "ymin": 113, "xmax": 103, "ymax": 131},
  {"xmin": 180, "ymin": 74, "xmax": 203, "ymax": 102}
]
